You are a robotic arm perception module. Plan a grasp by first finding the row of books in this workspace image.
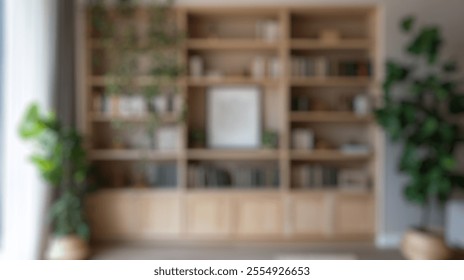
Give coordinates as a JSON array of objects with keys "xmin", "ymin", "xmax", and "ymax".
[
  {"xmin": 93, "ymin": 94, "xmax": 181, "ymax": 117},
  {"xmin": 291, "ymin": 56, "xmax": 371, "ymax": 77},
  {"xmin": 292, "ymin": 165, "xmax": 339, "ymax": 188},
  {"xmin": 188, "ymin": 165, "xmax": 280, "ymax": 188},
  {"xmin": 144, "ymin": 163, "xmax": 178, "ymax": 187}
]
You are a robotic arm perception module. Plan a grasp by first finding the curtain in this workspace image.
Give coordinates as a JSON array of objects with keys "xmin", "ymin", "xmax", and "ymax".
[
  {"xmin": 54, "ymin": 0, "xmax": 76, "ymax": 126},
  {"xmin": 1, "ymin": 0, "xmax": 57, "ymax": 259}
]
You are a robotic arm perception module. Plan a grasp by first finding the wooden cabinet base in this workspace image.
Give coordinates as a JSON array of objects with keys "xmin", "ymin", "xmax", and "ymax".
[{"xmin": 87, "ymin": 191, "xmax": 374, "ymax": 241}]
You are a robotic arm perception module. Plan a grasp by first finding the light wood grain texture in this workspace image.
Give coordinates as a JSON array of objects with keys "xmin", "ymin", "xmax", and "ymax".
[
  {"xmin": 291, "ymin": 39, "xmax": 371, "ymax": 50},
  {"xmin": 290, "ymin": 194, "xmax": 329, "ymax": 236},
  {"xmin": 290, "ymin": 112, "xmax": 372, "ymax": 123},
  {"xmin": 186, "ymin": 195, "xmax": 232, "ymax": 236},
  {"xmin": 333, "ymin": 193, "xmax": 375, "ymax": 236},
  {"xmin": 80, "ymin": 4, "xmax": 379, "ymax": 242},
  {"xmin": 187, "ymin": 149, "xmax": 279, "ymax": 160},
  {"xmin": 290, "ymin": 150, "xmax": 371, "ymax": 161},
  {"xmin": 187, "ymin": 39, "xmax": 279, "ymax": 50},
  {"xmin": 236, "ymin": 197, "xmax": 284, "ymax": 237}
]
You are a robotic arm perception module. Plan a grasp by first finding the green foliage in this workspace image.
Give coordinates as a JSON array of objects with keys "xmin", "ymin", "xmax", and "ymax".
[
  {"xmin": 375, "ymin": 16, "xmax": 464, "ymax": 229},
  {"xmin": 93, "ymin": 0, "xmax": 185, "ymax": 148},
  {"xmin": 19, "ymin": 103, "xmax": 91, "ymax": 239},
  {"xmin": 401, "ymin": 16, "xmax": 415, "ymax": 32}
]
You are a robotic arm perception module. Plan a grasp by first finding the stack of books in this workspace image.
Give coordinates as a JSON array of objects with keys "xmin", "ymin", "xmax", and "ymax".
[{"xmin": 293, "ymin": 164, "xmax": 339, "ymax": 189}]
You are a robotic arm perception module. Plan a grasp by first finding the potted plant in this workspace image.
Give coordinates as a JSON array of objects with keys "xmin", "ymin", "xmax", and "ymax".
[
  {"xmin": 375, "ymin": 16, "xmax": 464, "ymax": 259},
  {"xmin": 19, "ymin": 103, "xmax": 92, "ymax": 260}
]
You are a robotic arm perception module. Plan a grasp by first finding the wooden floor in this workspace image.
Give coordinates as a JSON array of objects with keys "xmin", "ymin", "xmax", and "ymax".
[{"xmin": 90, "ymin": 241, "xmax": 403, "ymax": 260}]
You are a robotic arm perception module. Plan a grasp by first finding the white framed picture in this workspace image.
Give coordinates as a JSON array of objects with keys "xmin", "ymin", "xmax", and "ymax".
[{"xmin": 207, "ymin": 86, "xmax": 261, "ymax": 149}]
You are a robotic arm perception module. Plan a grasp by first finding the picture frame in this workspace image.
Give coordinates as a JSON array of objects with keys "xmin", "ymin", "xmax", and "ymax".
[{"xmin": 207, "ymin": 86, "xmax": 261, "ymax": 149}]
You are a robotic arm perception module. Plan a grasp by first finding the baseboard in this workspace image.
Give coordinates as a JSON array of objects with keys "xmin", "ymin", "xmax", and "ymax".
[{"xmin": 376, "ymin": 233, "xmax": 402, "ymax": 249}]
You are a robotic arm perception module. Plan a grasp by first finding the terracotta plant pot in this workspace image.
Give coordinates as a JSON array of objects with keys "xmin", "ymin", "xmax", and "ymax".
[
  {"xmin": 401, "ymin": 228, "xmax": 452, "ymax": 260},
  {"xmin": 46, "ymin": 235, "xmax": 89, "ymax": 260}
]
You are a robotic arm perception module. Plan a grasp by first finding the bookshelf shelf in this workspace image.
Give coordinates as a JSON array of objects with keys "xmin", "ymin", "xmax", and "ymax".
[
  {"xmin": 78, "ymin": 4, "xmax": 380, "ymax": 242},
  {"xmin": 290, "ymin": 39, "xmax": 371, "ymax": 50},
  {"xmin": 290, "ymin": 112, "xmax": 372, "ymax": 123},
  {"xmin": 88, "ymin": 149, "xmax": 179, "ymax": 161},
  {"xmin": 187, "ymin": 149, "xmax": 279, "ymax": 160},
  {"xmin": 290, "ymin": 77, "xmax": 371, "ymax": 87},
  {"xmin": 90, "ymin": 76, "xmax": 180, "ymax": 87},
  {"xmin": 186, "ymin": 39, "xmax": 279, "ymax": 50},
  {"xmin": 187, "ymin": 188, "xmax": 279, "ymax": 193},
  {"xmin": 290, "ymin": 188, "xmax": 371, "ymax": 194},
  {"xmin": 91, "ymin": 113, "xmax": 179, "ymax": 123},
  {"xmin": 186, "ymin": 76, "xmax": 280, "ymax": 87},
  {"xmin": 290, "ymin": 150, "xmax": 371, "ymax": 161}
]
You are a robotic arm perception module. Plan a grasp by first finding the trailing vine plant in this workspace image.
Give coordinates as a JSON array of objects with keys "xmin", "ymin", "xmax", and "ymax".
[{"xmin": 89, "ymin": 0, "xmax": 185, "ymax": 149}]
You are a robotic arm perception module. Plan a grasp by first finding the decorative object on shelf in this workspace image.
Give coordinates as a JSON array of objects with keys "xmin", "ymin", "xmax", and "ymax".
[
  {"xmin": 375, "ymin": 16, "xmax": 464, "ymax": 259},
  {"xmin": 207, "ymin": 86, "xmax": 261, "ymax": 149},
  {"xmin": 189, "ymin": 55, "xmax": 204, "ymax": 78},
  {"xmin": 315, "ymin": 139, "xmax": 333, "ymax": 150},
  {"xmin": 310, "ymin": 99, "xmax": 330, "ymax": 111},
  {"xmin": 256, "ymin": 19, "xmax": 279, "ymax": 42},
  {"xmin": 340, "ymin": 141, "xmax": 370, "ymax": 155},
  {"xmin": 189, "ymin": 128, "xmax": 206, "ymax": 148},
  {"xmin": 352, "ymin": 94, "xmax": 370, "ymax": 116},
  {"xmin": 118, "ymin": 94, "xmax": 146, "ymax": 117},
  {"xmin": 152, "ymin": 94, "xmax": 169, "ymax": 114},
  {"xmin": 267, "ymin": 56, "xmax": 281, "ymax": 78},
  {"xmin": 251, "ymin": 56, "xmax": 266, "ymax": 79},
  {"xmin": 339, "ymin": 169, "xmax": 369, "ymax": 191},
  {"xmin": 156, "ymin": 126, "xmax": 179, "ymax": 150},
  {"xmin": 262, "ymin": 130, "xmax": 279, "ymax": 149},
  {"xmin": 319, "ymin": 29, "xmax": 340, "ymax": 43},
  {"xmin": 291, "ymin": 95, "xmax": 310, "ymax": 111},
  {"xmin": 292, "ymin": 128, "xmax": 314, "ymax": 150},
  {"xmin": 19, "ymin": 103, "xmax": 93, "ymax": 260}
]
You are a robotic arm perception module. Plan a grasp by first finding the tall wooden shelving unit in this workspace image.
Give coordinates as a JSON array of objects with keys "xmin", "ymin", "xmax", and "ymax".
[{"xmin": 77, "ymin": 3, "xmax": 381, "ymax": 242}]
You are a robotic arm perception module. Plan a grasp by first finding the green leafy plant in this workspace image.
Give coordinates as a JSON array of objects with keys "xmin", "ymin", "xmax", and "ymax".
[
  {"xmin": 19, "ymin": 103, "xmax": 92, "ymax": 239},
  {"xmin": 375, "ymin": 16, "xmax": 464, "ymax": 231}
]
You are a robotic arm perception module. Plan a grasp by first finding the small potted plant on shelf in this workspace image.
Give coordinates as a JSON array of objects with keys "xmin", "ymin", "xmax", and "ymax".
[
  {"xmin": 19, "ymin": 103, "xmax": 93, "ymax": 260},
  {"xmin": 375, "ymin": 16, "xmax": 464, "ymax": 259}
]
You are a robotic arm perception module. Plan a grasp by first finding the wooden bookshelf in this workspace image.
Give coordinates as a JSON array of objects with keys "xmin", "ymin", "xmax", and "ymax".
[{"xmin": 77, "ymin": 4, "xmax": 381, "ymax": 242}]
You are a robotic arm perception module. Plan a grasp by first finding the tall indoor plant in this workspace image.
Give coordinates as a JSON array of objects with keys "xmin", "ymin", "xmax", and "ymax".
[
  {"xmin": 19, "ymin": 103, "xmax": 92, "ymax": 260},
  {"xmin": 375, "ymin": 16, "xmax": 464, "ymax": 259}
]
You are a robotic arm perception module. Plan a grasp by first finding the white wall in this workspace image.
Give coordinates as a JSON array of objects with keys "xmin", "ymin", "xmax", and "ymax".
[{"xmin": 176, "ymin": 0, "xmax": 464, "ymax": 247}]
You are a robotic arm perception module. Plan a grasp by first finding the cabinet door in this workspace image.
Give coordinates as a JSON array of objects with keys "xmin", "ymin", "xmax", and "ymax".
[
  {"xmin": 86, "ymin": 191, "xmax": 138, "ymax": 240},
  {"xmin": 290, "ymin": 194, "xmax": 329, "ymax": 236},
  {"xmin": 236, "ymin": 197, "xmax": 283, "ymax": 237},
  {"xmin": 186, "ymin": 195, "xmax": 232, "ymax": 237},
  {"xmin": 137, "ymin": 193, "xmax": 181, "ymax": 238},
  {"xmin": 334, "ymin": 194, "xmax": 375, "ymax": 236}
]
